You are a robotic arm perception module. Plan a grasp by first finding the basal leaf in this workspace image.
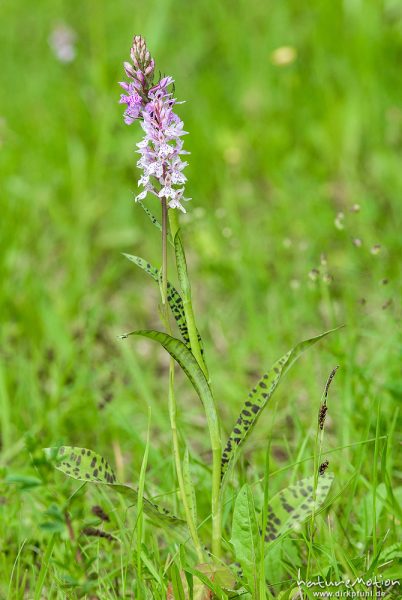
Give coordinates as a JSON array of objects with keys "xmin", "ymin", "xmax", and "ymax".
[
  {"xmin": 120, "ymin": 330, "xmax": 220, "ymax": 452},
  {"xmin": 265, "ymin": 473, "xmax": 334, "ymax": 542},
  {"xmin": 231, "ymin": 484, "xmax": 261, "ymax": 596},
  {"xmin": 123, "ymin": 254, "xmax": 204, "ymax": 354},
  {"xmin": 45, "ymin": 446, "xmax": 186, "ymax": 531},
  {"xmin": 221, "ymin": 327, "xmax": 341, "ymax": 485}
]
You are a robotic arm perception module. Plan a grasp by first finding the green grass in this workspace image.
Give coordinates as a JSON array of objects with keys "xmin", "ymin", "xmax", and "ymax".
[{"xmin": 0, "ymin": 0, "xmax": 401, "ymax": 597}]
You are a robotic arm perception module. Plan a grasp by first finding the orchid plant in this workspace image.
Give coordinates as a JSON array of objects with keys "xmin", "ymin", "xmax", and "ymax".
[{"xmin": 47, "ymin": 36, "xmax": 340, "ymax": 597}]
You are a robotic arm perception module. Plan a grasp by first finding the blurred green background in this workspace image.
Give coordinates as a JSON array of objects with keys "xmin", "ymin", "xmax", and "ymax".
[{"xmin": 0, "ymin": 0, "xmax": 401, "ymax": 595}]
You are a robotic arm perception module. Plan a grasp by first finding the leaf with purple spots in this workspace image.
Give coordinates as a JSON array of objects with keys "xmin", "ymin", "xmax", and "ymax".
[
  {"xmin": 45, "ymin": 446, "xmax": 187, "ymax": 532},
  {"xmin": 137, "ymin": 200, "xmax": 173, "ymax": 246},
  {"xmin": 265, "ymin": 473, "xmax": 334, "ymax": 543},
  {"xmin": 220, "ymin": 327, "xmax": 342, "ymax": 486},
  {"xmin": 119, "ymin": 330, "xmax": 221, "ymax": 497},
  {"xmin": 122, "ymin": 254, "xmax": 204, "ymax": 354}
]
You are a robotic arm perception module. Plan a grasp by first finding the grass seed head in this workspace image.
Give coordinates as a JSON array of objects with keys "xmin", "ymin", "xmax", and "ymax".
[
  {"xmin": 91, "ymin": 505, "xmax": 110, "ymax": 522},
  {"xmin": 319, "ymin": 460, "xmax": 329, "ymax": 475}
]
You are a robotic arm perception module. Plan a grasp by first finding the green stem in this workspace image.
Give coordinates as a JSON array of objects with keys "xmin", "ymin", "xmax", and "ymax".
[
  {"xmin": 136, "ymin": 410, "xmax": 150, "ymax": 595},
  {"xmin": 161, "ymin": 199, "xmax": 203, "ymax": 561},
  {"xmin": 168, "ymin": 368, "xmax": 204, "ymax": 561},
  {"xmin": 307, "ymin": 396, "xmax": 326, "ymax": 581},
  {"xmin": 372, "ymin": 397, "xmax": 380, "ymax": 557},
  {"xmin": 161, "ymin": 199, "xmax": 168, "ymax": 305},
  {"xmin": 169, "ymin": 209, "xmax": 222, "ymax": 558},
  {"xmin": 211, "ymin": 445, "xmax": 222, "ymax": 558}
]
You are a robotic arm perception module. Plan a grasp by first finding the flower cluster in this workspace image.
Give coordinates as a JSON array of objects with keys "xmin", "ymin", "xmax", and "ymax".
[
  {"xmin": 119, "ymin": 35, "xmax": 155, "ymax": 124},
  {"xmin": 119, "ymin": 36, "xmax": 190, "ymax": 212}
]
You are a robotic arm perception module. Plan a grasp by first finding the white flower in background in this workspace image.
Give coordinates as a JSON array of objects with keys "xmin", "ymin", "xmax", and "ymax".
[{"xmin": 49, "ymin": 24, "xmax": 77, "ymax": 64}]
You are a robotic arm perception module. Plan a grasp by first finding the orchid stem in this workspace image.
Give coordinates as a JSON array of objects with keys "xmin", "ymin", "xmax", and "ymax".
[
  {"xmin": 169, "ymin": 208, "xmax": 222, "ymax": 559},
  {"xmin": 161, "ymin": 199, "xmax": 203, "ymax": 561}
]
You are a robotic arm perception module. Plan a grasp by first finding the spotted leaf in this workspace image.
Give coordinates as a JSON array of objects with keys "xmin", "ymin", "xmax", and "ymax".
[
  {"xmin": 231, "ymin": 484, "xmax": 261, "ymax": 596},
  {"xmin": 119, "ymin": 330, "xmax": 220, "ymax": 457},
  {"xmin": 220, "ymin": 327, "xmax": 341, "ymax": 486},
  {"xmin": 45, "ymin": 446, "xmax": 186, "ymax": 531},
  {"xmin": 122, "ymin": 254, "xmax": 204, "ymax": 354},
  {"xmin": 265, "ymin": 473, "xmax": 334, "ymax": 542},
  {"xmin": 137, "ymin": 200, "xmax": 173, "ymax": 245}
]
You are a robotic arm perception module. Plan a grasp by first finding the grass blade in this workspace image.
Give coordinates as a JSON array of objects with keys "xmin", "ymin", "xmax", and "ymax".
[
  {"xmin": 33, "ymin": 535, "xmax": 56, "ymax": 600},
  {"xmin": 136, "ymin": 409, "xmax": 151, "ymax": 586},
  {"xmin": 183, "ymin": 447, "xmax": 198, "ymax": 525},
  {"xmin": 220, "ymin": 327, "xmax": 342, "ymax": 486},
  {"xmin": 169, "ymin": 563, "xmax": 186, "ymax": 600},
  {"xmin": 265, "ymin": 473, "xmax": 334, "ymax": 542}
]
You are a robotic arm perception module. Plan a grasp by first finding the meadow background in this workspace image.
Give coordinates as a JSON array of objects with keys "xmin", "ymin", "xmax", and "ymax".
[{"xmin": 0, "ymin": 0, "xmax": 401, "ymax": 597}]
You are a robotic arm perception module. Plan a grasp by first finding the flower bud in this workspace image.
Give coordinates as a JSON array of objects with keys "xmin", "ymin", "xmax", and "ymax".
[{"xmin": 124, "ymin": 61, "xmax": 136, "ymax": 79}]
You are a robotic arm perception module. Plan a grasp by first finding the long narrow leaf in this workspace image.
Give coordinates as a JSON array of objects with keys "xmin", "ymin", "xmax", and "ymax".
[
  {"xmin": 169, "ymin": 563, "xmax": 186, "ymax": 600},
  {"xmin": 174, "ymin": 231, "xmax": 208, "ymax": 372},
  {"xmin": 120, "ymin": 330, "xmax": 220, "ymax": 451},
  {"xmin": 231, "ymin": 484, "xmax": 261, "ymax": 596},
  {"xmin": 265, "ymin": 473, "xmax": 334, "ymax": 542},
  {"xmin": 221, "ymin": 327, "xmax": 342, "ymax": 486},
  {"xmin": 45, "ymin": 446, "xmax": 186, "ymax": 532},
  {"xmin": 183, "ymin": 447, "xmax": 198, "ymax": 525},
  {"xmin": 137, "ymin": 200, "xmax": 173, "ymax": 246},
  {"xmin": 123, "ymin": 254, "xmax": 204, "ymax": 354}
]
